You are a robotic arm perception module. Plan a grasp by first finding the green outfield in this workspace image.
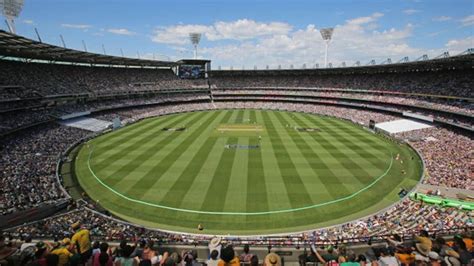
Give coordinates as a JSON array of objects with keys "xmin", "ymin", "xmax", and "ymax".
[{"xmin": 75, "ymin": 109, "xmax": 422, "ymax": 235}]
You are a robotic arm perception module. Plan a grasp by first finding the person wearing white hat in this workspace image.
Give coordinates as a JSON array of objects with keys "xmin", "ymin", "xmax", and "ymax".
[
  {"xmin": 208, "ymin": 238, "xmax": 222, "ymax": 258},
  {"xmin": 428, "ymin": 251, "xmax": 441, "ymax": 266}
]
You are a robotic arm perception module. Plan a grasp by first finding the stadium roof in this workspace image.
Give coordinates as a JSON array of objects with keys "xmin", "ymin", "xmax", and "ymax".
[
  {"xmin": 0, "ymin": 30, "xmax": 177, "ymax": 67},
  {"xmin": 212, "ymin": 51, "xmax": 474, "ymax": 75},
  {"xmin": 176, "ymin": 59, "xmax": 211, "ymax": 64}
]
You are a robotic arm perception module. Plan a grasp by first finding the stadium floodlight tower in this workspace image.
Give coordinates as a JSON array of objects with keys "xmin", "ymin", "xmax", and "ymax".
[
  {"xmin": 189, "ymin": 33, "xmax": 202, "ymax": 59},
  {"xmin": 319, "ymin": 27, "xmax": 334, "ymax": 68},
  {"xmin": 0, "ymin": 0, "xmax": 24, "ymax": 33}
]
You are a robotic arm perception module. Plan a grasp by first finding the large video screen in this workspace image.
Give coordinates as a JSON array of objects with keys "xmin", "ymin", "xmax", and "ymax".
[{"xmin": 178, "ymin": 64, "xmax": 205, "ymax": 79}]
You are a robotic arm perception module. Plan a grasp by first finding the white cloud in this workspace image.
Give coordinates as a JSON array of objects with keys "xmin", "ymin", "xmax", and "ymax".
[
  {"xmin": 61, "ymin": 23, "xmax": 92, "ymax": 29},
  {"xmin": 445, "ymin": 36, "xmax": 474, "ymax": 54},
  {"xmin": 150, "ymin": 13, "xmax": 467, "ymax": 68},
  {"xmin": 460, "ymin": 15, "xmax": 474, "ymax": 27},
  {"xmin": 432, "ymin": 16, "xmax": 451, "ymax": 22},
  {"xmin": 22, "ymin": 19, "xmax": 34, "ymax": 25},
  {"xmin": 107, "ymin": 28, "xmax": 136, "ymax": 36},
  {"xmin": 152, "ymin": 24, "xmax": 212, "ymax": 45},
  {"xmin": 151, "ymin": 19, "xmax": 292, "ymax": 45},
  {"xmin": 207, "ymin": 19, "xmax": 292, "ymax": 40},
  {"xmin": 198, "ymin": 14, "xmax": 420, "ymax": 68},
  {"xmin": 346, "ymin": 12, "xmax": 384, "ymax": 25},
  {"xmin": 403, "ymin": 9, "xmax": 420, "ymax": 15}
]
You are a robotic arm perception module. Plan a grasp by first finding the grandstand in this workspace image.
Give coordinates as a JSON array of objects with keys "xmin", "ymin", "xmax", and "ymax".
[{"xmin": 0, "ymin": 25, "xmax": 473, "ymax": 266}]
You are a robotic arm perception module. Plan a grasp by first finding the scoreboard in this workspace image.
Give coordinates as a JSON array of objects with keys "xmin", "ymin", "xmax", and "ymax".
[{"xmin": 175, "ymin": 59, "xmax": 211, "ymax": 79}]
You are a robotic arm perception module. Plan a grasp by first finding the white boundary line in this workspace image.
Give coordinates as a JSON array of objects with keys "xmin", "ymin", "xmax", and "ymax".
[{"xmin": 84, "ymin": 115, "xmax": 395, "ymax": 215}]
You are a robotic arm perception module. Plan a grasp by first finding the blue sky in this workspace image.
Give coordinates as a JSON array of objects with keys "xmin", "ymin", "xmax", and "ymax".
[{"xmin": 2, "ymin": 0, "xmax": 473, "ymax": 68}]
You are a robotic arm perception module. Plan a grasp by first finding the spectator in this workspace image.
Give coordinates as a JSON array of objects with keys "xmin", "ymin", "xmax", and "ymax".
[
  {"xmin": 51, "ymin": 238, "xmax": 73, "ymax": 266},
  {"xmin": 218, "ymin": 246, "xmax": 239, "ymax": 266},
  {"xmin": 239, "ymin": 244, "xmax": 253, "ymax": 264},
  {"xmin": 206, "ymin": 249, "xmax": 219, "ymax": 266},
  {"xmin": 93, "ymin": 242, "xmax": 112, "ymax": 266},
  {"xmin": 70, "ymin": 222, "xmax": 92, "ymax": 264},
  {"xmin": 263, "ymin": 253, "xmax": 281, "ymax": 266},
  {"xmin": 114, "ymin": 245, "xmax": 139, "ymax": 266}
]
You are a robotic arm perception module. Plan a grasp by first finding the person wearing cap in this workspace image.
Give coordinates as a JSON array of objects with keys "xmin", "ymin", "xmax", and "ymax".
[
  {"xmin": 33, "ymin": 241, "xmax": 51, "ymax": 266},
  {"xmin": 218, "ymin": 245, "xmax": 239, "ymax": 266},
  {"xmin": 51, "ymin": 238, "xmax": 73, "ymax": 266},
  {"xmin": 311, "ymin": 244, "xmax": 338, "ymax": 264},
  {"xmin": 70, "ymin": 222, "xmax": 92, "ymax": 263},
  {"xmin": 263, "ymin": 253, "xmax": 281, "ymax": 266}
]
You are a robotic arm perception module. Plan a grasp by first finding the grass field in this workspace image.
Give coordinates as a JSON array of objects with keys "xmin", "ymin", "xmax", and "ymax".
[{"xmin": 75, "ymin": 109, "xmax": 422, "ymax": 235}]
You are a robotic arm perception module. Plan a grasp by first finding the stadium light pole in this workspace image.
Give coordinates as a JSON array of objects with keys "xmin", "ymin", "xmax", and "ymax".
[
  {"xmin": 0, "ymin": 0, "xmax": 24, "ymax": 33},
  {"xmin": 82, "ymin": 40, "xmax": 88, "ymax": 52},
  {"xmin": 34, "ymin": 27, "xmax": 42, "ymax": 42},
  {"xmin": 319, "ymin": 28, "xmax": 334, "ymax": 68},
  {"xmin": 189, "ymin": 33, "xmax": 201, "ymax": 59},
  {"xmin": 59, "ymin": 34, "xmax": 67, "ymax": 48}
]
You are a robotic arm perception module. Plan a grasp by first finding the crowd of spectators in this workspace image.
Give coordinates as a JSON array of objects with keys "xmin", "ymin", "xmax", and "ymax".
[
  {"xmin": 0, "ymin": 93, "xmax": 210, "ymax": 134},
  {"xmin": 1, "ymin": 200, "xmax": 472, "ymax": 265},
  {"xmin": 5, "ymin": 198, "xmax": 472, "ymax": 245},
  {"xmin": 213, "ymin": 89, "xmax": 473, "ymax": 116},
  {"xmin": 211, "ymin": 69, "xmax": 473, "ymax": 97},
  {"xmin": 395, "ymin": 128, "xmax": 473, "ymax": 189},
  {"xmin": 1, "ymin": 59, "xmax": 472, "ymax": 136},
  {"xmin": 1, "ymin": 124, "xmax": 89, "ymax": 215},
  {"xmin": 0, "ymin": 60, "xmax": 208, "ymax": 97}
]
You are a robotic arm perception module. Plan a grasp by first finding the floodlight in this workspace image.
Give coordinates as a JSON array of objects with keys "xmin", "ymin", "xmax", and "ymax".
[
  {"xmin": 319, "ymin": 28, "xmax": 334, "ymax": 68},
  {"xmin": 0, "ymin": 0, "xmax": 24, "ymax": 33},
  {"xmin": 189, "ymin": 33, "xmax": 201, "ymax": 59}
]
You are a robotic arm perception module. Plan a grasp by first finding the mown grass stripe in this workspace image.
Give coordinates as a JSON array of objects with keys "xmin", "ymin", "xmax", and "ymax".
[
  {"xmin": 301, "ymin": 114, "xmax": 385, "ymax": 185},
  {"xmin": 93, "ymin": 113, "xmax": 194, "ymax": 167},
  {"xmin": 261, "ymin": 111, "xmax": 313, "ymax": 208},
  {"xmin": 200, "ymin": 110, "xmax": 245, "ymax": 211},
  {"xmin": 255, "ymin": 111, "xmax": 293, "ymax": 211},
  {"xmin": 269, "ymin": 111, "xmax": 331, "ymax": 203},
  {"xmin": 246, "ymin": 109, "xmax": 269, "ymax": 212},
  {"xmin": 198, "ymin": 137, "xmax": 238, "ymax": 212},
  {"xmin": 275, "ymin": 111, "xmax": 348, "ymax": 199},
  {"xmin": 288, "ymin": 114, "xmax": 361, "ymax": 191},
  {"xmin": 323, "ymin": 118, "xmax": 387, "ymax": 150},
  {"xmin": 125, "ymin": 111, "xmax": 223, "ymax": 198},
  {"xmin": 98, "ymin": 112, "xmax": 207, "ymax": 187},
  {"xmin": 95, "ymin": 114, "xmax": 180, "ymax": 153},
  {"xmin": 310, "ymin": 115, "xmax": 390, "ymax": 169},
  {"xmin": 182, "ymin": 110, "xmax": 239, "ymax": 210},
  {"xmin": 157, "ymin": 110, "xmax": 234, "ymax": 207}
]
